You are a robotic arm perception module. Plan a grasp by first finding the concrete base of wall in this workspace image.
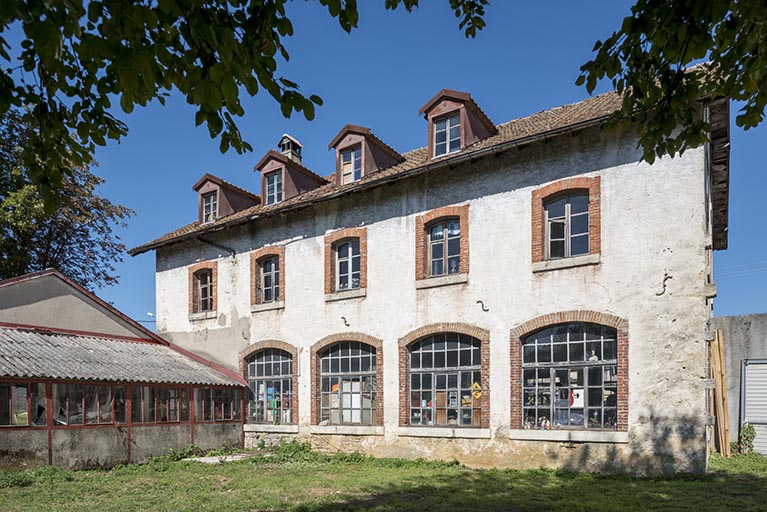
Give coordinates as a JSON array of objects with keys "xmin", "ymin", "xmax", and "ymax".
[{"xmin": 244, "ymin": 425, "xmax": 707, "ymax": 475}]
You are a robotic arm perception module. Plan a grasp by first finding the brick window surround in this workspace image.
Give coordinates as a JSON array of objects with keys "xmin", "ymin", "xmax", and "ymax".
[
  {"xmin": 239, "ymin": 340, "xmax": 299, "ymax": 425},
  {"xmin": 398, "ymin": 323, "xmax": 490, "ymax": 428},
  {"xmin": 188, "ymin": 261, "xmax": 217, "ymax": 315},
  {"xmin": 250, "ymin": 246, "xmax": 286, "ymax": 305},
  {"xmin": 509, "ymin": 310, "xmax": 629, "ymax": 431},
  {"xmin": 531, "ymin": 176, "xmax": 601, "ymax": 263},
  {"xmin": 309, "ymin": 332, "xmax": 383, "ymax": 425},
  {"xmin": 324, "ymin": 227, "xmax": 368, "ymax": 295},
  {"xmin": 415, "ymin": 204, "xmax": 470, "ymax": 281}
]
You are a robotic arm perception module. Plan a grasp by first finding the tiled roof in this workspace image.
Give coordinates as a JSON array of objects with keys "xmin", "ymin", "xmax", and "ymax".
[
  {"xmin": 130, "ymin": 92, "xmax": 623, "ymax": 256},
  {"xmin": 0, "ymin": 326, "xmax": 243, "ymax": 386}
]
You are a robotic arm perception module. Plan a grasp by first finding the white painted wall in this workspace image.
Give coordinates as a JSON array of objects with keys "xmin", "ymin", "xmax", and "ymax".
[{"xmin": 153, "ymin": 127, "xmax": 712, "ymax": 472}]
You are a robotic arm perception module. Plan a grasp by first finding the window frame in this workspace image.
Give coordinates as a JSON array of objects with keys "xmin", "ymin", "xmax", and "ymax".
[
  {"xmin": 340, "ymin": 145, "xmax": 363, "ymax": 184},
  {"xmin": 521, "ymin": 323, "xmax": 618, "ymax": 431},
  {"xmin": 318, "ymin": 341, "xmax": 377, "ymax": 426},
  {"xmin": 246, "ymin": 349, "xmax": 293, "ymax": 425},
  {"xmin": 427, "ymin": 218, "xmax": 461, "ymax": 278},
  {"xmin": 433, "ymin": 112, "xmax": 461, "ymax": 157},
  {"xmin": 259, "ymin": 256, "xmax": 280, "ymax": 303},
  {"xmin": 407, "ymin": 333, "xmax": 483, "ymax": 428},
  {"xmin": 201, "ymin": 191, "xmax": 218, "ymax": 224},
  {"xmin": 334, "ymin": 239, "xmax": 361, "ymax": 291},
  {"xmin": 544, "ymin": 192, "xmax": 590, "ymax": 260},
  {"xmin": 194, "ymin": 268, "xmax": 214, "ymax": 313},
  {"xmin": 264, "ymin": 170, "xmax": 283, "ymax": 205}
]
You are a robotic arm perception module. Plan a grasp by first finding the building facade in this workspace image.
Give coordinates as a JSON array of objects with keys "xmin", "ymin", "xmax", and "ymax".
[
  {"xmin": 0, "ymin": 270, "xmax": 246, "ymax": 469},
  {"xmin": 131, "ymin": 90, "xmax": 730, "ymax": 473}
]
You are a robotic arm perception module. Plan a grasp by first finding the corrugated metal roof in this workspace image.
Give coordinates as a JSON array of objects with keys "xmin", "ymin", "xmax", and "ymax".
[{"xmin": 0, "ymin": 327, "xmax": 242, "ymax": 387}]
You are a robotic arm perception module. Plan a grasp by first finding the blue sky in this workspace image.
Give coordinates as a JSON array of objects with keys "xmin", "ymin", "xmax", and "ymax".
[{"xmin": 86, "ymin": 1, "xmax": 766, "ymax": 326}]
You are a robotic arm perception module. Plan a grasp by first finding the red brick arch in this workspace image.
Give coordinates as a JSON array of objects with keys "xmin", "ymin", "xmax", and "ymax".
[
  {"xmin": 309, "ymin": 332, "xmax": 383, "ymax": 425},
  {"xmin": 398, "ymin": 322, "xmax": 490, "ymax": 427},
  {"xmin": 509, "ymin": 310, "xmax": 628, "ymax": 431},
  {"xmin": 239, "ymin": 339, "xmax": 298, "ymax": 425}
]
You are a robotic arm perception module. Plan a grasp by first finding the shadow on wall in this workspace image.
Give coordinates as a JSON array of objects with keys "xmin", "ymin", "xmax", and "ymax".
[{"xmin": 551, "ymin": 409, "xmax": 708, "ymax": 475}]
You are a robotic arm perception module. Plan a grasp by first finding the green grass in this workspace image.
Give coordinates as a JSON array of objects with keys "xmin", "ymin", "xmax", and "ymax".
[{"xmin": 2, "ymin": 444, "xmax": 766, "ymax": 511}]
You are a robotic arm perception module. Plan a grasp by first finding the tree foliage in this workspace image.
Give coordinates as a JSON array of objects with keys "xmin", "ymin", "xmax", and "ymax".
[
  {"xmin": 0, "ymin": 0, "xmax": 487, "ymax": 207},
  {"xmin": 577, "ymin": 0, "xmax": 767, "ymax": 163},
  {"xmin": 0, "ymin": 110, "xmax": 133, "ymax": 289}
]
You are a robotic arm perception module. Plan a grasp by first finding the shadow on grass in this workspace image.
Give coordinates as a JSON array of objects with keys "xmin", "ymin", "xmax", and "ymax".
[{"xmin": 293, "ymin": 468, "xmax": 767, "ymax": 512}]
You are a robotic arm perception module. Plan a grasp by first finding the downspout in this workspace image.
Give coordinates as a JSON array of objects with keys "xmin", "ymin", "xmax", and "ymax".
[{"xmin": 197, "ymin": 236, "xmax": 236, "ymax": 257}]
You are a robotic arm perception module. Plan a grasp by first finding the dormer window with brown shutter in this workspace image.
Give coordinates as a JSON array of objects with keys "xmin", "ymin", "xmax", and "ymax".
[
  {"xmin": 255, "ymin": 135, "xmax": 328, "ymax": 205},
  {"xmin": 434, "ymin": 112, "xmax": 461, "ymax": 157},
  {"xmin": 264, "ymin": 170, "xmax": 283, "ymax": 205},
  {"xmin": 193, "ymin": 173, "xmax": 260, "ymax": 225},
  {"xmin": 329, "ymin": 125, "xmax": 404, "ymax": 186},
  {"xmin": 201, "ymin": 191, "xmax": 218, "ymax": 223},
  {"xmin": 341, "ymin": 146, "xmax": 362, "ymax": 184},
  {"xmin": 419, "ymin": 90, "xmax": 497, "ymax": 160}
]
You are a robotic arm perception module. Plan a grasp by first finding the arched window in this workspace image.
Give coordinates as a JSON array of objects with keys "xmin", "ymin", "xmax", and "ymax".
[
  {"xmin": 544, "ymin": 192, "xmax": 589, "ymax": 259},
  {"xmin": 409, "ymin": 333, "xmax": 482, "ymax": 427},
  {"xmin": 319, "ymin": 341, "xmax": 376, "ymax": 425},
  {"xmin": 522, "ymin": 323, "xmax": 617, "ymax": 430},
  {"xmin": 427, "ymin": 219, "xmax": 460, "ymax": 277},
  {"xmin": 247, "ymin": 349, "xmax": 293, "ymax": 424}
]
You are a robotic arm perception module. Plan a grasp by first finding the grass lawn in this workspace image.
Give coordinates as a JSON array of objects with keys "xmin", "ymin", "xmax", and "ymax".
[{"xmin": 2, "ymin": 443, "xmax": 766, "ymax": 512}]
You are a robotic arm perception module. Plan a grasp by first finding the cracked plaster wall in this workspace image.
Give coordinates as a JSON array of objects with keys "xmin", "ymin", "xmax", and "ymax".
[{"xmin": 154, "ymin": 126, "xmax": 712, "ymax": 473}]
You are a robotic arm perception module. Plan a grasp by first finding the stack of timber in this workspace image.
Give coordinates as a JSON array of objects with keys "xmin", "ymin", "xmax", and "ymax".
[{"xmin": 711, "ymin": 329, "xmax": 731, "ymax": 457}]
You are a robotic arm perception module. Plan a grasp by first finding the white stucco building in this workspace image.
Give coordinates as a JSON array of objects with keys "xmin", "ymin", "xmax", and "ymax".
[{"xmin": 130, "ymin": 89, "xmax": 730, "ymax": 473}]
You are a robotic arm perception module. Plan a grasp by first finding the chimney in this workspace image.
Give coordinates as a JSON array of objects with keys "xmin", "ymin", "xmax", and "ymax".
[{"xmin": 278, "ymin": 134, "xmax": 303, "ymax": 164}]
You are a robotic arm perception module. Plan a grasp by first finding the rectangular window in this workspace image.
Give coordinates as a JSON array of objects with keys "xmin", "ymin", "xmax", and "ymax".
[
  {"xmin": 260, "ymin": 257, "xmax": 280, "ymax": 302},
  {"xmin": 341, "ymin": 146, "xmax": 362, "ymax": 184},
  {"xmin": 196, "ymin": 270, "xmax": 214, "ymax": 312},
  {"xmin": 434, "ymin": 113, "xmax": 461, "ymax": 156},
  {"xmin": 265, "ymin": 171, "xmax": 283, "ymax": 205},
  {"xmin": 202, "ymin": 192, "xmax": 218, "ymax": 223},
  {"xmin": 194, "ymin": 387, "xmax": 241, "ymax": 422},
  {"xmin": 545, "ymin": 193, "xmax": 589, "ymax": 260},
  {"xmin": 335, "ymin": 240, "xmax": 361, "ymax": 291},
  {"xmin": 30, "ymin": 383, "xmax": 46, "ymax": 426},
  {"xmin": 0, "ymin": 383, "xmax": 29, "ymax": 427},
  {"xmin": 428, "ymin": 220, "xmax": 460, "ymax": 277}
]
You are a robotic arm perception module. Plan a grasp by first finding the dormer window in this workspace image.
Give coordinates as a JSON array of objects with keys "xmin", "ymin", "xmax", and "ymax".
[
  {"xmin": 341, "ymin": 146, "xmax": 362, "ymax": 184},
  {"xmin": 419, "ymin": 90, "xmax": 497, "ymax": 160},
  {"xmin": 265, "ymin": 171, "xmax": 283, "ymax": 205},
  {"xmin": 434, "ymin": 113, "xmax": 461, "ymax": 157},
  {"xmin": 201, "ymin": 192, "xmax": 218, "ymax": 223}
]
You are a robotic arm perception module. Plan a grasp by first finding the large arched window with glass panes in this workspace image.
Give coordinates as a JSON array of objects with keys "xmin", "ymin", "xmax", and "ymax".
[
  {"xmin": 319, "ymin": 342, "xmax": 376, "ymax": 425},
  {"xmin": 409, "ymin": 333, "xmax": 482, "ymax": 427},
  {"xmin": 247, "ymin": 349, "xmax": 293, "ymax": 424},
  {"xmin": 522, "ymin": 323, "xmax": 617, "ymax": 430}
]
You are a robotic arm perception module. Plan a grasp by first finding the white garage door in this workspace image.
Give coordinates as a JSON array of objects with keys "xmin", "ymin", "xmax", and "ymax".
[{"xmin": 742, "ymin": 360, "xmax": 767, "ymax": 454}]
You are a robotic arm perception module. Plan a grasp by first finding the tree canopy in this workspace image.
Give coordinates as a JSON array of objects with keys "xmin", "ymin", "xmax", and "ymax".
[
  {"xmin": 577, "ymin": 0, "xmax": 766, "ymax": 163},
  {"xmin": 0, "ymin": 0, "xmax": 487, "ymax": 207},
  {"xmin": 0, "ymin": 110, "xmax": 133, "ymax": 289},
  {"xmin": 0, "ymin": 0, "xmax": 763, "ymax": 206}
]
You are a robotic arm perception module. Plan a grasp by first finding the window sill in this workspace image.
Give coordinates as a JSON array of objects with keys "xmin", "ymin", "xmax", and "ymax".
[
  {"xmin": 398, "ymin": 427, "xmax": 490, "ymax": 439},
  {"xmin": 325, "ymin": 288, "xmax": 367, "ymax": 302},
  {"xmin": 310, "ymin": 425, "xmax": 383, "ymax": 436},
  {"xmin": 532, "ymin": 253, "xmax": 600, "ymax": 273},
  {"xmin": 189, "ymin": 311, "xmax": 217, "ymax": 322},
  {"xmin": 251, "ymin": 300, "xmax": 285, "ymax": 313},
  {"xmin": 244, "ymin": 424, "xmax": 298, "ymax": 434},
  {"xmin": 415, "ymin": 273, "xmax": 468, "ymax": 290},
  {"xmin": 506, "ymin": 429, "xmax": 628, "ymax": 444}
]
